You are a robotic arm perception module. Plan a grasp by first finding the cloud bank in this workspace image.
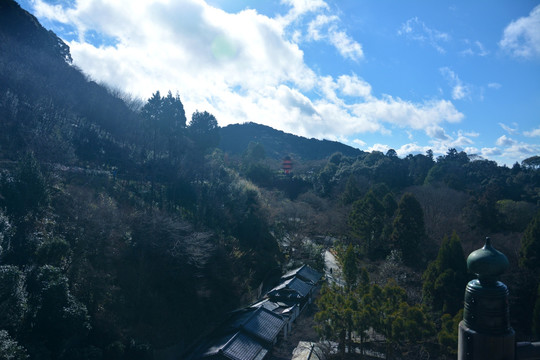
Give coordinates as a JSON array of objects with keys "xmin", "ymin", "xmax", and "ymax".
[{"xmin": 31, "ymin": 0, "xmax": 466, "ymax": 152}]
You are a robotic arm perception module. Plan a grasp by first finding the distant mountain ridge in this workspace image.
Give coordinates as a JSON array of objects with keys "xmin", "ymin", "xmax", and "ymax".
[{"xmin": 219, "ymin": 122, "xmax": 364, "ymax": 160}]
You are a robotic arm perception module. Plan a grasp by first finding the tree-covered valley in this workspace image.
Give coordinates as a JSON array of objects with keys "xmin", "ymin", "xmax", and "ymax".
[{"xmin": 1, "ymin": 1, "xmax": 539, "ymax": 359}]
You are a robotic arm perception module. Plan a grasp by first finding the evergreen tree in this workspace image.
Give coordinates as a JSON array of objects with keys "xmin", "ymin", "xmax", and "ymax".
[
  {"xmin": 0, "ymin": 266, "xmax": 27, "ymax": 334},
  {"xmin": 315, "ymin": 283, "xmax": 351, "ymax": 357},
  {"xmin": 349, "ymin": 191, "xmax": 386, "ymax": 259},
  {"xmin": 141, "ymin": 91, "xmax": 163, "ymax": 160},
  {"xmin": 390, "ymin": 193, "xmax": 426, "ymax": 267},
  {"xmin": 188, "ymin": 111, "xmax": 220, "ymax": 152},
  {"xmin": 1, "ymin": 152, "xmax": 48, "ymax": 218},
  {"xmin": 342, "ymin": 244, "xmax": 358, "ymax": 290},
  {"xmin": 520, "ymin": 210, "xmax": 540, "ymax": 274},
  {"xmin": 243, "ymin": 141, "xmax": 266, "ymax": 163},
  {"xmin": 422, "ymin": 232, "xmax": 468, "ymax": 315},
  {"xmin": 437, "ymin": 309, "xmax": 463, "ymax": 356},
  {"xmin": 141, "ymin": 90, "xmax": 187, "ymax": 162},
  {"xmin": 341, "ymin": 175, "xmax": 361, "ymax": 205},
  {"xmin": 162, "ymin": 91, "xmax": 186, "ymax": 130},
  {"xmin": 382, "ymin": 193, "xmax": 397, "ymax": 217},
  {"xmin": 0, "ymin": 330, "xmax": 28, "ymax": 360},
  {"xmin": 366, "ymin": 280, "xmax": 434, "ymax": 359}
]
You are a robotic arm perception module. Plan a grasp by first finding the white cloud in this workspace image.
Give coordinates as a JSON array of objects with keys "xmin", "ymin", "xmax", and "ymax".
[
  {"xmin": 30, "ymin": 0, "xmax": 464, "ymax": 147},
  {"xmin": 426, "ymin": 126, "xmax": 450, "ymax": 140},
  {"xmin": 306, "ymin": 14, "xmax": 363, "ymax": 61},
  {"xmin": 307, "ymin": 14, "xmax": 337, "ymax": 41},
  {"xmin": 464, "ymin": 147, "xmax": 479, "ymax": 155},
  {"xmin": 461, "ymin": 40, "xmax": 489, "ymax": 57},
  {"xmin": 500, "ymin": 4, "xmax": 540, "ymax": 59},
  {"xmin": 280, "ymin": 0, "xmax": 328, "ymax": 24},
  {"xmin": 337, "ymin": 74, "xmax": 372, "ymax": 99},
  {"xmin": 462, "ymin": 130, "xmax": 480, "ymax": 138},
  {"xmin": 524, "ymin": 127, "xmax": 540, "ymax": 137},
  {"xmin": 328, "ymin": 30, "xmax": 364, "ymax": 61},
  {"xmin": 368, "ymin": 144, "xmax": 390, "ymax": 153},
  {"xmin": 481, "ymin": 147, "xmax": 502, "ymax": 157},
  {"xmin": 499, "ymin": 142, "xmax": 540, "ymax": 163},
  {"xmin": 419, "ymin": 129, "xmax": 481, "ymax": 159},
  {"xmin": 396, "ymin": 143, "xmax": 427, "ymax": 157},
  {"xmin": 499, "ymin": 122, "xmax": 518, "ymax": 134},
  {"xmin": 440, "ymin": 67, "xmax": 471, "ymax": 101},
  {"xmin": 398, "ymin": 17, "xmax": 450, "ymax": 54},
  {"xmin": 454, "ymin": 131, "xmax": 475, "ymax": 146},
  {"xmin": 352, "ymin": 139, "xmax": 366, "ymax": 147},
  {"xmin": 488, "ymin": 82, "xmax": 502, "ymax": 89},
  {"xmin": 496, "ymin": 135, "xmax": 517, "ymax": 146}
]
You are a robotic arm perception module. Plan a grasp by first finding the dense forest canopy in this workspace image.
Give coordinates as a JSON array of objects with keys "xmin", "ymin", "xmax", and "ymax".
[{"xmin": 0, "ymin": 1, "xmax": 539, "ymax": 359}]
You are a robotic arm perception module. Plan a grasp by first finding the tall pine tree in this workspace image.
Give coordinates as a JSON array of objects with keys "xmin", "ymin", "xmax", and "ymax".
[
  {"xmin": 390, "ymin": 193, "xmax": 426, "ymax": 267},
  {"xmin": 422, "ymin": 232, "xmax": 468, "ymax": 315}
]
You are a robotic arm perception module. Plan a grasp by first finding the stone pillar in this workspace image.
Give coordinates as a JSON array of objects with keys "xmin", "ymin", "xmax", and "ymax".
[{"xmin": 458, "ymin": 237, "xmax": 515, "ymax": 360}]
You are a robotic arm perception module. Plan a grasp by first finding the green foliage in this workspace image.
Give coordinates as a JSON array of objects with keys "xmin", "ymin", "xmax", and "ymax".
[
  {"xmin": 34, "ymin": 236, "xmax": 71, "ymax": 267},
  {"xmin": 496, "ymin": 199, "xmax": 537, "ymax": 231},
  {"xmin": 1, "ymin": 153, "xmax": 49, "ymax": 218},
  {"xmin": 316, "ymin": 274, "xmax": 434, "ymax": 358},
  {"xmin": 188, "ymin": 110, "xmax": 220, "ymax": 152},
  {"xmin": 406, "ymin": 152, "xmax": 434, "ymax": 185},
  {"xmin": 342, "ymin": 244, "xmax": 358, "ymax": 289},
  {"xmin": 0, "ymin": 266, "xmax": 27, "ymax": 334},
  {"xmin": 522, "ymin": 155, "xmax": 540, "ymax": 170},
  {"xmin": 1, "ymin": 2, "xmax": 539, "ymax": 356},
  {"xmin": 382, "ymin": 193, "xmax": 397, "ymax": 218},
  {"xmin": 27, "ymin": 265, "xmax": 90, "ymax": 355},
  {"xmin": 315, "ymin": 283, "xmax": 352, "ymax": 356},
  {"xmin": 520, "ymin": 210, "xmax": 540, "ymax": 274},
  {"xmin": 422, "ymin": 232, "xmax": 468, "ymax": 315},
  {"xmin": 438, "ymin": 309, "xmax": 463, "ymax": 355},
  {"xmin": 341, "ymin": 175, "xmax": 362, "ymax": 204},
  {"xmin": 0, "ymin": 330, "xmax": 28, "ymax": 360},
  {"xmin": 244, "ymin": 163, "xmax": 275, "ymax": 187},
  {"xmin": 533, "ymin": 283, "xmax": 540, "ymax": 339},
  {"xmin": 391, "ymin": 193, "xmax": 426, "ymax": 267},
  {"xmin": 425, "ymin": 148, "xmax": 469, "ymax": 190},
  {"xmin": 0, "ymin": 211, "xmax": 14, "ymax": 260},
  {"xmin": 141, "ymin": 90, "xmax": 187, "ymax": 164},
  {"xmin": 392, "ymin": 303, "xmax": 435, "ymax": 345},
  {"xmin": 315, "ymin": 158, "xmax": 339, "ymax": 196},
  {"xmin": 349, "ymin": 190, "xmax": 387, "ymax": 259},
  {"xmin": 243, "ymin": 141, "xmax": 266, "ymax": 163}
]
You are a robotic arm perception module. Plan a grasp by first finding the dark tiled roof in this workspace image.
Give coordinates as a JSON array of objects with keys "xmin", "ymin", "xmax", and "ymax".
[
  {"xmin": 251, "ymin": 299, "xmax": 280, "ymax": 312},
  {"xmin": 201, "ymin": 333, "xmax": 235, "ymax": 357},
  {"xmin": 243, "ymin": 308, "xmax": 285, "ymax": 343},
  {"xmin": 223, "ymin": 332, "xmax": 268, "ymax": 360},
  {"xmin": 200, "ymin": 331, "xmax": 268, "ymax": 360},
  {"xmin": 269, "ymin": 277, "xmax": 312, "ymax": 299},
  {"xmin": 287, "ymin": 277, "xmax": 312, "ymax": 297},
  {"xmin": 250, "ymin": 299, "xmax": 297, "ymax": 317},
  {"xmin": 281, "ymin": 265, "xmax": 322, "ymax": 285}
]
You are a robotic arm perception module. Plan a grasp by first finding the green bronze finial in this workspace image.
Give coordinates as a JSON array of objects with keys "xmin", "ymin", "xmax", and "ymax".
[
  {"xmin": 463, "ymin": 237, "xmax": 512, "ymax": 335},
  {"xmin": 467, "ymin": 237, "xmax": 509, "ymax": 283}
]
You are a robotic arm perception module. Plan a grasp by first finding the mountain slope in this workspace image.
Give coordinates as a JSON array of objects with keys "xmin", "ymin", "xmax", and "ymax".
[{"xmin": 219, "ymin": 122, "xmax": 365, "ymax": 160}]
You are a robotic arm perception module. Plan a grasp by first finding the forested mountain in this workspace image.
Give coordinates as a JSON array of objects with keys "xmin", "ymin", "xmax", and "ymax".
[
  {"xmin": 1, "ymin": 2, "xmax": 282, "ymax": 359},
  {"xmin": 219, "ymin": 122, "xmax": 364, "ymax": 160},
  {"xmin": 1, "ymin": 1, "xmax": 539, "ymax": 359}
]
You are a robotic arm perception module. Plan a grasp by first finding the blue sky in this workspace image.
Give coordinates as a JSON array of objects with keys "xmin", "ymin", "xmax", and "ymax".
[{"xmin": 16, "ymin": 0, "xmax": 540, "ymax": 165}]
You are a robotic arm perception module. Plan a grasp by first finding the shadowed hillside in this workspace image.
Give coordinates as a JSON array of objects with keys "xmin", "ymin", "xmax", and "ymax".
[{"xmin": 220, "ymin": 122, "xmax": 365, "ymax": 160}]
